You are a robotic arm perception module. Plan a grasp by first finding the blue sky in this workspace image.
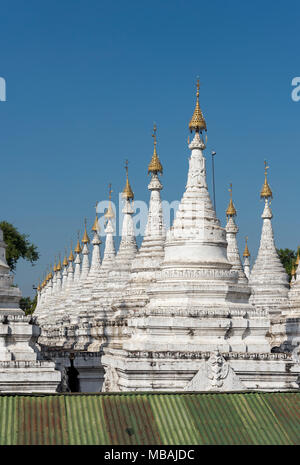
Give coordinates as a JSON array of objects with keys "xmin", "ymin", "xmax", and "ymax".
[{"xmin": 0, "ymin": 0, "xmax": 299, "ymax": 297}]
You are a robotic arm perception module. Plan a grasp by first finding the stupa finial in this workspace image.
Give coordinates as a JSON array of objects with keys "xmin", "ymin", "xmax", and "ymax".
[
  {"xmin": 226, "ymin": 183, "xmax": 237, "ymax": 219},
  {"xmin": 63, "ymin": 248, "xmax": 68, "ymax": 267},
  {"xmin": 56, "ymin": 254, "xmax": 61, "ymax": 272},
  {"xmin": 105, "ymin": 183, "xmax": 115, "ymax": 219},
  {"xmin": 148, "ymin": 123, "xmax": 163, "ymax": 175},
  {"xmin": 68, "ymin": 241, "xmax": 74, "ymax": 262},
  {"xmin": 243, "ymin": 236, "xmax": 250, "ymax": 257},
  {"xmin": 123, "ymin": 160, "xmax": 134, "ymax": 200},
  {"xmin": 82, "ymin": 218, "xmax": 90, "ymax": 244},
  {"xmin": 92, "ymin": 202, "xmax": 100, "ymax": 232},
  {"xmin": 189, "ymin": 78, "xmax": 207, "ymax": 134},
  {"xmin": 74, "ymin": 231, "xmax": 82, "ymax": 253},
  {"xmin": 260, "ymin": 160, "xmax": 273, "ymax": 200}
]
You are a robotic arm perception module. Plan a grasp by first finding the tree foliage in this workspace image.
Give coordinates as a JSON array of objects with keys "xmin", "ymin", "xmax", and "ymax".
[
  {"xmin": 0, "ymin": 221, "xmax": 39, "ymax": 272},
  {"xmin": 277, "ymin": 248, "xmax": 296, "ymax": 281},
  {"xmin": 20, "ymin": 295, "xmax": 37, "ymax": 315}
]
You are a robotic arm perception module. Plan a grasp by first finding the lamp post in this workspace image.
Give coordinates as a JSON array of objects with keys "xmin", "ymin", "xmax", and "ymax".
[{"xmin": 211, "ymin": 151, "xmax": 216, "ymax": 213}]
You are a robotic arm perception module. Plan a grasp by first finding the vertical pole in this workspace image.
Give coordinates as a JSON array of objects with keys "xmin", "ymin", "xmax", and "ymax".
[{"xmin": 211, "ymin": 151, "xmax": 216, "ymax": 213}]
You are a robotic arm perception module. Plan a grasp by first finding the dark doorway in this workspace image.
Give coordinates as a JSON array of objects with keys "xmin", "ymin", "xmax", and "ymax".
[{"xmin": 67, "ymin": 358, "xmax": 80, "ymax": 392}]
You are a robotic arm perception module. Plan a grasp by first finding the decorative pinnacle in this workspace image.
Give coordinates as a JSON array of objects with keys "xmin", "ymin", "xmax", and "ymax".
[
  {"xmin": 243, "ymin": 236, "xmax": 251, "ymax": 257},
  {"xmin": 123, "ymin": 160, "xmax": 134, "ymax": 200},
  {"xmin": 291, "ymin": 261, "xmax": 296, "ymax": 277},
  {"xmin": 226, "ymin": 183, "xmax": 237, "ymax": 218},
  {"xmin": 82, "ymin": 218, "xmax": 90, "ymax": 244},
  {"xmin": 105, "ymin": 183, "xmax": 115, "ymax": 219},
  {"xmin": 68, "ymin": 241, "xmax": 75, "ymax": 262},
  {"xmin": 189, "ymin": 78, "xmax": 207, "ymax": 134},
  {"xmin": 74, "ymin": 231, "xmax": 82, "ymax": 253},
  {"xmin": 260, "ymin": 160, "xmax": 273, "ymax": 200},
  {"xmin": 148, "ymin": 123, "xmax": 163, "ymax": 175},
  {"xmin": 63, "ymin": 249, "xmax": 68, "ymax": 267},
  {"xmin": 92, "ymin": 201, "xmax": 100, "ymax": 232},
  {"xmin": 56, "ymin": 254, "xmax": 62, "ymax": 271}
]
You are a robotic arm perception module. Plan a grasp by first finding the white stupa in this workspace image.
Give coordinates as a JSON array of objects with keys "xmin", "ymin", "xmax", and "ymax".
[{"xmin": 0, "ymin": 226, "xmax": 60, "ymax": 392}]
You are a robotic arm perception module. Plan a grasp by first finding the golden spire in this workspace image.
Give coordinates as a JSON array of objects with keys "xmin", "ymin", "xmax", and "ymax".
[
  {"xmin": 243, "ymin": 236, "xmax": 250, "ymax": 257},
  {"xmin": 74, "ymin": 232, "xmax": 82, "ymax": 253},
  {"xmin": 82, "ymin": 218, "xmax": 90, "ymax": 244},
  {"xmin": 123, "ymin": 160, "xmax": 134, "ymax": 200},
  {"xmin": 291, "ymin": 261, "xmax": 296, "ymax": 277},
  {"xmin": 37, "ymin": 281, "xmax": 41, "ymax": 292},
  {"xmin": 92, "ymin": 202, "xmax": 100, "ymax": 232},
  {"xmin": 260, "ymin": 160, "xmax": 273, "ymax": 199},
  {"xmin": 53, "ymin": 261, "xmax": 57, "ymax": 273},
  {"xmin": 189, "ymin": 78, "xmax": 207, "ymax": 133},
  {"xmin": 104, "ymin": 183, "xmax": 115, "ymax": 219},
  {"xmin": 63, "ymin": 249, "xmax": 68, "ymax": 267},
  {"xmin": 226, "ymin": 183, "xmax": 237, "ymax": 218},
  {"xmin": 56, "ymin": 256, "xmax": 62, "ymax": 272},
  {"xmin": 148, "ymin": 123, "xmax": 163, "ymax": 175},
  {"xmin": 68, "ymin": 241, "xmax": 74, "ymax": 262}
]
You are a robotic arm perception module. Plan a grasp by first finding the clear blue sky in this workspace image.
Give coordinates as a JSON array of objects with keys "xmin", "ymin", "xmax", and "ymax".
[{"xmin": 0, "ymin": 0, "xmax": 299, "ymax": 297}]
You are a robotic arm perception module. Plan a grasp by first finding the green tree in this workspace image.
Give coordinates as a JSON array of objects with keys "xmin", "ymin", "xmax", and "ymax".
[
  {"xmin": 277, "ymin": 248, "xmax": 296, "ymax": 281},
  {"xmin": 20, "ymin": 295, "xmax": 37, "ymax": 315},
  {"xmin": 0, "ymin": 221, "xmax": 39, "ymax": 272}
]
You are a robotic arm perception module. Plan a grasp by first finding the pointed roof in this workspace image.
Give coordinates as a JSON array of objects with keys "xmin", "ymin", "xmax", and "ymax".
[
  {"xmin": 92, "ymin": 215, "xmax": 100, "ymax": 232},
  {"xmin": 123, "ymin": 160, "xmax": 134, "ymax": 200},
  {"xmin": 226, "ymin": 184, "xmax": 237, "ymax": 218},
  {"xmin": 104, "ymin": 183, "xmax": 115, "ymax": 220},
  {"xmin": 82, "ymin": 219, "xmax": 90, "ymax": 244},
  {"xmin": 74, "ymin": 237, "xmax": 82, "ymax": 253},
  {"xmin": 260, "ymin": 161, "xmax": 273, "ymax": 199},
  {"xmin": 91, "ymin": 201, "xmax": 100, "ymax": 233},
  {"xmin": 69, "ymin": 243, "xmax": 75, "ymax": 262},
  {"xmin": 243, "ymin": 237, "xmax": 250, "ymax": 257},
  {"xmin": 189, "ymin": 79, "xmax": 207, "ymax": 133},
  {"xmin": 63, "ymin": 254, "xmax": 68, "ymax": 267},
  {"xmin": 56, "ymin": 258, "xmax": 61, "ymax": 272},
  {"xmin": 148, "ymin": 124, "xmax": 163, "ymax": 175}
]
